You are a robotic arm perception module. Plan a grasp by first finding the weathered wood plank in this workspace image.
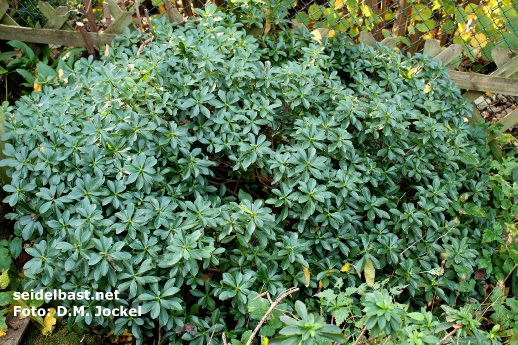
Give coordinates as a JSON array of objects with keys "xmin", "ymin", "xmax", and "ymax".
[
  {"xmin": 106, "ymin": 0, "xmax": 122, "ymax": 16},
  {"xmin": 42, "ymin": 7, "xmax": 70, "ymax": 30},
  {"xmin": 491, "ymin": 54, "xmax": 518, "ymax": 79},
  {"xmin": 424, "ymin": 39, "xmax": 442, "ymax": 58},
  {"xmin": 0, "ymin": 0, "xmax": 8, "ymax": 18},
  {"xmin": 449, "ymin": 71, "xmax": 518, "ymax": 96},
  {"xmin": 434, "ymin": 44, "xmax": 462, "ymax": 66},
  {"xmin": 0, "ymin": 24, "xmax": 120, "ymax": 47},
  {"xmin": 0, "ymin": 0, "xmax": 18, "ymax": 27},
  {"xmin": 38, "ymin": 2, "xmax": 74, "ymax": 31},
  {"xmin": 359, "ymin": 31, "xmax": 376, "ymax": 47},
  {"xmin": 104, "ymin": 10, "xmax": 133, "ymax": 34},
  {"xmin": 106, "ymin": 0, "xmax": 136, "ymax": 31},
  {"xmin": 487, "ymin": 108, "xmax": 518, "ymax": 142},
  {"xmin": 380, "ymin": 37, "xmax": 397, "ymax": 50},
  {"xmin": 492, "ymin": 47, "xmax": 510, "ymax": 68},
  {"xmin": 38, "ymin": 1, "xmax": 56, "ymax": 18},
  {"xmin": 0, "ymin": 13, "xmax": 17, "ymax": 25}
]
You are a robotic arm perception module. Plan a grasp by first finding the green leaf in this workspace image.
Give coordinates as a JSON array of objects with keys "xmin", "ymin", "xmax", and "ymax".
[
  {"xmin": 462, "ymin": 203, "xmax": 487, "ymax": 218},
  {"xmin": 36, "ymin": 62, "xmax": 58, "ymax": 79},
  {"xmin": 416, "ymin": 19, "xmax": 437, "ymax": 33},
  {"xmin": 364, "ymin": 259, "xmax": 375, "ymax": 287},
  {"xmin": 7, "ymin": 40, "xmax": 36, "ymax": 62},
  {"xmin": 460, "ymin": 152, "xmax": 478, "ymax": 165},
  {"xmin": 248, "ymin": 295, "xmax": 270, "ymax": 321},
  {"xmin": 407, "ymin": 312, "xmax": 425, "ymax": 321},
  {"xmin": 0, "ymin": 292, "xmax": 13, "ymax": 306},
  {"xmin": 0, "ymin": 269, "xmax": 9, "ymax": 289},
  {"xmin": 0, "ymin": 249, "xmax": 11, "ymax": 272}
]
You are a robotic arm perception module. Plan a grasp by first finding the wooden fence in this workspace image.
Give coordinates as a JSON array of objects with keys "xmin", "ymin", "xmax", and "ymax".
[
  {"xmin": 360, "ymin": 32, "xmax": 518, "ymax": 160},
  {"xmin": 0, "ymin": 0, "xmax": 136, "ymax": 50}
]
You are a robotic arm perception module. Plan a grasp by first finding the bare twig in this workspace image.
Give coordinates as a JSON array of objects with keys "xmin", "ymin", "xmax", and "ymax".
[
  {"xmin": 383, "ymin": 335, "xmax": 392, "ymax": 345},
  {"xmin": 477, "ymin": 268, "xmax": 516, "ymax": 322},
  {"xmin": 144, "ymin": 8, "xmax": 152, "ymax": 32},
  {"xmin": 158, "ymin": 326, "xmax": 162, "ymax": 345},
  {"xmin": 76, "ymin": 22, "xmax": 95, "ymax": 56},
  {"xmin": 452, "ymin": 273, "xmax": 466, "ymax": 308},
  {"xmin": 438, "ymin": 326, "xmax": 461, "ymax": 345},
  {"xmin": 84, "ymin": 0, "xmax": 98, "ymax": 32},
  {"xmin": 222, "ymin": 332, "xmax": 229, "ymax": 345},
  {"xmin": 354, "ymin": 328, "xmax": 367, "ymax": 345},
  {"xmin": 419, "ymin": 218, "xmax": 458, "ymax": 269},
  {"xmin": 475, "ymin": 264, "xmax": 517, "ymax": 320},
  {"xmin": 207, "ymin": 325, "xmax": 217, "ymax": 345},
  {"xmin": 245, "ymin": 287, "xmax": 299, "ymax": 345},
  {"xmin": 103, "ymin": 2, "xmax": 112, "ymax": 26},
  {"xmin": 134, "ymin": 0, "xmax": 143, "ymax": 31},
  {"xmin": 252, "ymin": 291, "xmax": 269, "ymax": 301},
  {"xmin": 164, "ymin": 0, "xmax": 175, "ymax": 23},
  {"xmin": 400, "ymin": 233, "xmax": 426, "ymax": 257},
  {"xmin": 274, "ymin": 308, "xmax": 300, "ymax": 320},
  {"xmin": 136, "ymin": 36, "xmax": 154, "ymax": 57}
]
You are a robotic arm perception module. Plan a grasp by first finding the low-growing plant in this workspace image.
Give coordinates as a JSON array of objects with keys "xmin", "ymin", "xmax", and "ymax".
[
  {"xmin": 247, "ymin": 277, "xmax": 517, "ymax": 344},
  {"xmin": 1, "ymin": 2, "xmax": 518, "ymax": 344}
]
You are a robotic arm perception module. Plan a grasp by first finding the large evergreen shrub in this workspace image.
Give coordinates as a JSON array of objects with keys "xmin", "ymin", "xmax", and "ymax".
[{"xmin": 2, "ymin": 3, "xmax": 517, "ymax": 344}]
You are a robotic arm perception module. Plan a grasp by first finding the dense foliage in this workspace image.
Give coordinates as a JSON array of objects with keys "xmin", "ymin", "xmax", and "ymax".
[
  {"xmin": 294, "ymin": 0, "xmax": 518, "ymax": 70},
  {"xmin": 2, "ymin": 2, "xmax": 518, "ymax": 344}
]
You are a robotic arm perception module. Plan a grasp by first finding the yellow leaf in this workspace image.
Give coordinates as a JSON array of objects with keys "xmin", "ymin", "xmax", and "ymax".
[
  {"xmin": 503, "ymin": 287, "xmax": 509, "ymax": 302},
  {"xmin": 34, "ymin": 79, "xmax": 42, "ymax": 91},
  {"xmin": 311, "ymin": 28, "xmax": 331, "ymax": 43},
  {"xmin": 341, "ymin": 263, "xmax": 354, "ymax": 273},
  {"xmin": 408, "ymin": 67, "xmax": 419, "ymax": 77},
  {"xmin": 471, "ymin": 33, "xmax": 488, "ymax": 48},
  {"xmin": 334, "ymin": 0, "xmax": 345, "ymax": 9},
  {"xmin": 302, "ymin": 265, "xmax": 311, "ymax": 287},
  {"xmin": 318, "ymin": 280, "xmax": 323, "ymax": 292},
  {"xmin": 0, "ymin": 330, "xmax": 5, "ymax": 337},
  {"xmin": 40, "ymin": 308, "xmax": 57, "ymax": 335},
  {"xmin": 0, "ymin": 269, "xmax": 9, "ymax": 289},
  {"xmin": 238, "ymin": 205, "xmax": 254, "ymax": 214},
  {"xmin": 329, "ymin": 30, "xmax": 336, "ymax": 38},
  {"xmin": 440, "ymin": 249, "xmax": 450, "ymax": 260},
  {"xmin": 341, "ymin": 263, "xmax": 362, "ymax": 278},
  {"xmin": 122, "ymin": 329, "xmax": 133, "ymax": 341},
  {"xmin": 32, "ymin": 306, "xmax": 55, "ymax": 335},
  {"xmin": 58, "ymin": 69, "xmax": 68, "ymax": 83},
  {"xmin": 261, "ymin": 336, "xmax": 269, "ymax": 345},
  {"xmin": 424, "ymin": 83, "xmax": 432, "ymax": 94},
  {"xmin": 262, "ymin": 21, "xmax": 272, "ymax": 37},
  {"xmin": 364, "ymin": 259, "xmax": 375, "ymax": 287}
]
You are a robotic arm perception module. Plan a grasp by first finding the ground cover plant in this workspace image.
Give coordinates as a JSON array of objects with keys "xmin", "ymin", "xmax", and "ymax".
[{"xmin": 1, "ymin": 1, "xmax": 518, "ymax": 344}]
